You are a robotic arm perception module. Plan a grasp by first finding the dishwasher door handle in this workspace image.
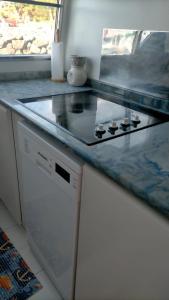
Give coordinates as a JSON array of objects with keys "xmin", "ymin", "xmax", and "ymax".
[{"xmin": 37, "ymin": 151, "xmax": 48, "ymax": 162}]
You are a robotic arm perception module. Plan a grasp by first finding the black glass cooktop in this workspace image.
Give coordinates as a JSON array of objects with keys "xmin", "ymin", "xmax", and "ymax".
[{"xmin": 18, "ymin": 91, "xmax": 165, "ymax": 145}]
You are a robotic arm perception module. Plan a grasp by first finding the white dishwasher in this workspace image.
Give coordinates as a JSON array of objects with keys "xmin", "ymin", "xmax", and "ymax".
[{"xmin": 17, "ymin": 121, "xmax": 83, "ymax": 300}]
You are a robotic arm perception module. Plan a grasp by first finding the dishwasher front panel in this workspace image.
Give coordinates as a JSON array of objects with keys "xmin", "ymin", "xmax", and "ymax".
[{"xmin": 18, "ymin": 122, "xmax": 82, "ymax": 300}]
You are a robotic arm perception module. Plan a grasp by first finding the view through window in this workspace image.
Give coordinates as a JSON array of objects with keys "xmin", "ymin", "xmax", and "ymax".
[
  {"xmin": 0, "ymin": 0, "xmax": 61, "ymax": 56},
  {"xmin": 102, "ymin": 29, "xmax": 137, "ymax": 55}
]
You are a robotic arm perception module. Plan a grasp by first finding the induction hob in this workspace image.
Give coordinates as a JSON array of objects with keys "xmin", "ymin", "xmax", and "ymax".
[{"xmin": 18, "ymin": 90, "xmax": 166, "ymax": 145}]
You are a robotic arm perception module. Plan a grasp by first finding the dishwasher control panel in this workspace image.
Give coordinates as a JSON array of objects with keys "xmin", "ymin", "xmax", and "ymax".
[{"xmin": 18, "ymin": 121, "xmax": 83, "ymax": 197}]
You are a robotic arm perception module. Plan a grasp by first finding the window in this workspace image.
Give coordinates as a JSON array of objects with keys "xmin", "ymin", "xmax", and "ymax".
[
  {"xmin": 102, "ymin": 29, "xmax": 137, "ymax": 56},
  {"xmin": 0, "ymin": 0, "xmax": 63, "ymax": 56}
]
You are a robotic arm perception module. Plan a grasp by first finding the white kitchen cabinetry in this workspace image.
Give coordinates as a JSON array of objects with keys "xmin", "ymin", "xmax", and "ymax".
[
  {"xmin": 0, "ymin": 104, "xmax": 21, "ymax": 224},
  {"xmin": 75, "ymin": 164, "xmax": 169, "ymax": 300}
]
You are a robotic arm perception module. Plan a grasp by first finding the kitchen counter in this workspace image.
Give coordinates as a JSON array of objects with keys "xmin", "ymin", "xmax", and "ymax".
[{"xmin": 1, "ymin": 79, "xmax": 169, "ymax": 220}]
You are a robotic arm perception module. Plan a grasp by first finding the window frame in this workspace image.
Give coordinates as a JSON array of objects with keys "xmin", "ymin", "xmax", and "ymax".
[{"xmin": 0, "ymin": 0, "xmax": 64, "ymax": 60}]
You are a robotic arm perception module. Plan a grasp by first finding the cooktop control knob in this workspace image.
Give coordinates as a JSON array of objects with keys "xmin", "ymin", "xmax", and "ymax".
[
  {"xmin": 121, "ymin": 117, "xmax": 130, "ymax": 129},
  {"xmin": 95, "ymin": 124, "xmax": 106, "ymax": 138},
  {"xmin": 124, "ymin": 117, "xmax": 129, "ymax": 125},
  {"xmin": 111, "ymin": 121, "xmax": 118, "ymax": 128},
  {"xmin": 98, "ymin": 124, "xmax": 105, "ymax": 131},
  {"xmin": 109, "ymin": 121, "xmax": 118, "ymax": 134},
  {"xmin": 132, "ymin": 115, "xmax": 141, "ymax": 125}
]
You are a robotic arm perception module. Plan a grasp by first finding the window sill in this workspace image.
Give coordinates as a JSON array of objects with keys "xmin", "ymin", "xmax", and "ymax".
[{"xmin": 0, "ymin": 55, "xmax": 51, "ymax": 61}]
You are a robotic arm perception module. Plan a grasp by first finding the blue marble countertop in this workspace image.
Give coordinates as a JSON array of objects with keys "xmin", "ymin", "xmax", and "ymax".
[{"xmin": 0, "ymin": 79, "xmax": 169, "ymax": 221}]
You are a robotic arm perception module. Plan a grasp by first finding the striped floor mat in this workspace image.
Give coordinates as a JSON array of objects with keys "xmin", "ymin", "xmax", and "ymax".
[{"xmin": 0, "ymin": 227, "xmax": 42, "ymax": 300}]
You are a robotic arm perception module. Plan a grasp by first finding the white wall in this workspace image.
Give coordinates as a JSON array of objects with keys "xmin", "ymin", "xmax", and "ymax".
[{"xmin": 63, "ymin": 0, "xmax": 169, "ymax": 80}]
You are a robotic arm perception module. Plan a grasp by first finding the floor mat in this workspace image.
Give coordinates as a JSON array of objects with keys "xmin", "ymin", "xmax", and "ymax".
[{"xmin": 0, "ymin": 227, "xmax": 42, "ymax": 300}]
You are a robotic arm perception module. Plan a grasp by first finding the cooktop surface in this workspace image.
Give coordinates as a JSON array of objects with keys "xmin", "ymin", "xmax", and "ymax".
[{"xmin": 18, "ymin": 91, "xmax": 165, "ymax": 145}]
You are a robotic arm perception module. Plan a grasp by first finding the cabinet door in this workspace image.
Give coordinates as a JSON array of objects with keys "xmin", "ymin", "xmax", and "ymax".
[
  {"xmin": 0, "ymin": 104, "xmax": 21, "ymax": 224},
  {"xmin": 75, "ymin": 164, "xmax": 169, "ymax": 300}
]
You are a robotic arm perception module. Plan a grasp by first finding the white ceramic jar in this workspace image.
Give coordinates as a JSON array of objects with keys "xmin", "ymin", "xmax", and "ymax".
[{"xmin": 67, "ymin": 55, "xmax": 87, "ymax": 86}]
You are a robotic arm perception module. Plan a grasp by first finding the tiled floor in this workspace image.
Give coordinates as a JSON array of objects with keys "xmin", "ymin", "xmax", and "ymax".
[{"xmin": 0, "ymin": 200, "xmax": 62, "ymax": 300}]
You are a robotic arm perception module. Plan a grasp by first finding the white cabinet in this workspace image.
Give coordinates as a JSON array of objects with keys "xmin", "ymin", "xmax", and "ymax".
[
  {"xmin": 75, "ymin": 164, "xmax": 169, "ymax": 300},
  {"xmin": 0, "ymin": 104, "xmax": 21, "ymax": 224}
]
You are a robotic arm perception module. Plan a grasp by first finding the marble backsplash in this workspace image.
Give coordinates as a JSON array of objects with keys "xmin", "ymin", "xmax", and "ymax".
[{"xmin": 100, "ymin": 29, "xmax": 169, "ymax": 103}]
